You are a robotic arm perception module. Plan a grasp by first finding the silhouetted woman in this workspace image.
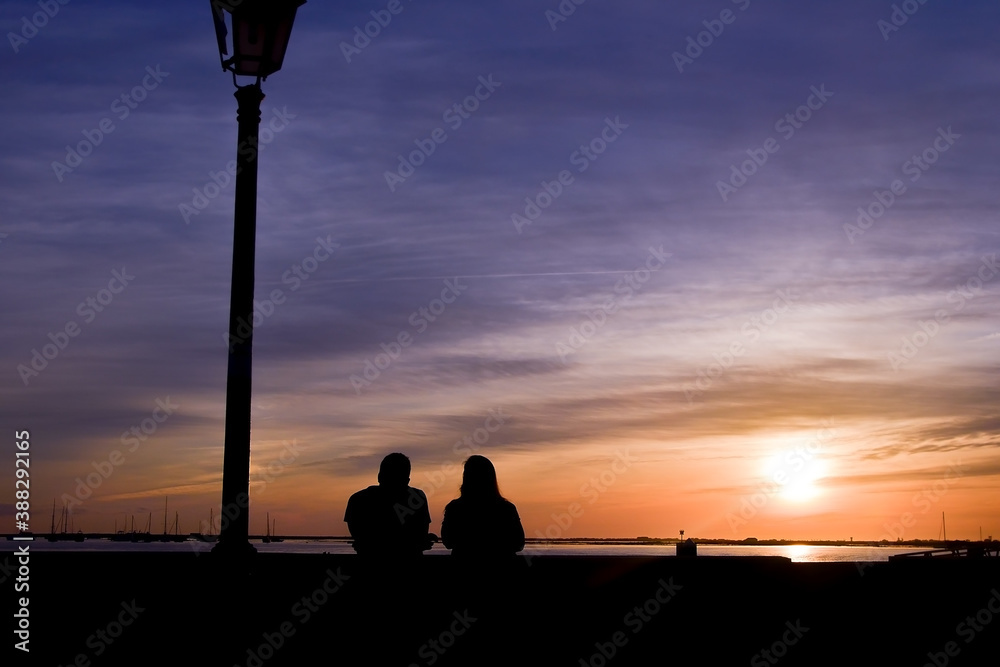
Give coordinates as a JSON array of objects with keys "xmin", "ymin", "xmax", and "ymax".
[
  {"xmin": 441, "ymin": 456, "xmax": 527, "ymax": 664},
  {"xmin": 441, "ymin": 455, "xmax": 525, "ymax": 563}
]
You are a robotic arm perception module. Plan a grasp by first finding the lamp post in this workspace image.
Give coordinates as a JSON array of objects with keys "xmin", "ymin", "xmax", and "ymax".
[{"xmin": 209, "ymin": 0, "xmax": 304, "ymax": 558}]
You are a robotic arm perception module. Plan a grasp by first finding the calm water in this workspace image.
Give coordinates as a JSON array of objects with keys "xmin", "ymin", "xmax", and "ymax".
[{"xmin": 2, "ymin": 539, "xmax": 929, "ymax": 562}]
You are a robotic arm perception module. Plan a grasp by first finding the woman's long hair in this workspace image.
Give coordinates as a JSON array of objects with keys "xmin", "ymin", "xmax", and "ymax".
[{"xmin": 459, "ymin": 455, "xmax": 504, "ymax": 500}]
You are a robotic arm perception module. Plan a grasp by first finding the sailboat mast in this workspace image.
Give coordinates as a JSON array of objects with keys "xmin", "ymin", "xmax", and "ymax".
[
  {"xmin": 164, "ymin": 497, "xmax": 168, "ymax": 535},
  {"xmin": 942, "ymin": 512, "xmax": 947, "ymax": 541}
]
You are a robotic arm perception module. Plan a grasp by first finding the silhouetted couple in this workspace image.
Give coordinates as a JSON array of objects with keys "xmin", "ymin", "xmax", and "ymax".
[
  {"xmin": 344, "ymin": 453, "xmax": 524, "ymax": 564},
  {"xmin": 344, "ymin": 453, "xmax": 526, "ymax": 665}
]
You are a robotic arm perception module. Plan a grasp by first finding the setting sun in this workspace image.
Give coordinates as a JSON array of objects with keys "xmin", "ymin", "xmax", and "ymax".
[{"xmin": 779, "ymin": 460, "xmax": 826, "ymax": 503}]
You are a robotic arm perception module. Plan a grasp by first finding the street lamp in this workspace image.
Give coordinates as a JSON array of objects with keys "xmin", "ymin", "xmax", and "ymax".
[
  {"xmin": 211, "ymin": 0, "xmax": 304, "ymax": 79},
  {"xmin": 209, "ymin": 0, "xmax": 304, "ymax": 558}
]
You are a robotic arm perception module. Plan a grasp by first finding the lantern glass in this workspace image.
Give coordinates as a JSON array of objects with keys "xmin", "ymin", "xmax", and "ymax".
[{"xmin": 212, "ymin": 0, "xmax": 305, "ymax": 79}]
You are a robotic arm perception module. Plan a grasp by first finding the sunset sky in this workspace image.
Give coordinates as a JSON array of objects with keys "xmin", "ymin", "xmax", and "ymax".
[{"xmin": 1, "ymin": 0, "xmax": 998, "ymax": 542}]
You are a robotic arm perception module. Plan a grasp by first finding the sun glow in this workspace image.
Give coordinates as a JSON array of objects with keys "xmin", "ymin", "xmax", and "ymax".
[
  {"xmin": 759, "ymin": 442, "xmax": 828, "ymax": 504},
  {"xmin": 784, "ymin": 544, "xmax": 814, "ymax": 561},
  {"xmin": 779, "ymin": 459, "xmax": 826, "ymax": 502}
]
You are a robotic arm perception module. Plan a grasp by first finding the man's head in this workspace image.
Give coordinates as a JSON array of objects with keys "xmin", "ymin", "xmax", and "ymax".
[{"xmin": 377, "ymin": 452, "xmax": 411, "ymax": 487}]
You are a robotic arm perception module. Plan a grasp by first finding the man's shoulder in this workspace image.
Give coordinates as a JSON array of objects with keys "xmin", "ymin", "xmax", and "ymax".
[
  {"xmin": 346, "ymin": 485, "xmax": 382, "ymax": 507},
  {"xmin": 407, "ymin": 487, "xmax": 431, "ymax": 522}
]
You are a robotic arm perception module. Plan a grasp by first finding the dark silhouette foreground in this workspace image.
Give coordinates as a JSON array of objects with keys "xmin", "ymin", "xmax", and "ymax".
[
  {"xmin": 441, "ymin": 455, "xmax": 525, "ymax": 563},
  {"xmin": 343, "ymin": 452, "xmax": 432, "ymax": 562},
  {"xmin": 17, "ymin": 551, "xmax": 1000, "ymax": 667}
]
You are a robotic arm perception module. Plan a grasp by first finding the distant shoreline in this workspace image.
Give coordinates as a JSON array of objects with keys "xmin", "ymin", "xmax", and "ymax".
[{"xmin": 4, "ymin": 532, "xmax": 992, "ymax": 549}]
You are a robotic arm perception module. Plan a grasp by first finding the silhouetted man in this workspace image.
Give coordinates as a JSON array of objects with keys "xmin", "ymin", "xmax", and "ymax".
[{"xmin": 344, "ymin": 453, "xmax": 432, "ymax": 561}]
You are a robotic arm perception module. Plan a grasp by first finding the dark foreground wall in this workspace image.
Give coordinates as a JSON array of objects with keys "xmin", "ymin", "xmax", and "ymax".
[{"xmin": 4, "ymin": 552, "xmax": 999, "ymax": 666}]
